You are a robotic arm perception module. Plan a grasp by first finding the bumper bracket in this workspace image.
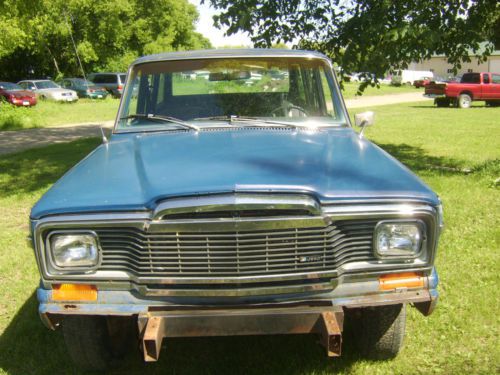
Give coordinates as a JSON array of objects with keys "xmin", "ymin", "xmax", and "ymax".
[{"xmin": 138, "ymin": 305, "xmax": 343, "ymax": 361}]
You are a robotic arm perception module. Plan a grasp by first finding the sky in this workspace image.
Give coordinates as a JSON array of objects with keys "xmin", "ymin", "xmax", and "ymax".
[{"xmin": 188, "ymin": 0, "xmax": 253, "ymax": 47}]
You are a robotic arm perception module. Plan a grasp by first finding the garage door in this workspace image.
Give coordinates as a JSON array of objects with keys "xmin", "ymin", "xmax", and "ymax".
[{"xmin": 489, "ymin": 59, "xmax": 500, "ymax": 73}]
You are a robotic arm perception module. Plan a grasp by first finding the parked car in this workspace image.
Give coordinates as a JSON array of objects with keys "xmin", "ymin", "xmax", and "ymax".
[
  {"xmin": 413, "ymin": 77, "xmax": 432, "ymax": 88},
  {"xmin": 29, "ymin": 49, "xmax": 442, "ymax": 371},
  {"xmin": 393, "ymin": 70, "xmax": 434, "ymax": 85},
  {"xmin": 425, "ymin": 72, "xmax": 500, "ymax": 108},
  {"xmin": 58, "ymin": 78, "xmax": 109, "ymax": 99},
  {"xmin": 0, "ymin": 81, "xmax": 37, "ymax": 106},
  {"xmin": 17, "ymin": 80, "xmax": 78, "ymax": 102},
  {"xmin": 87, "ymin": 72, "xmax": 126, "ymax": 97}
]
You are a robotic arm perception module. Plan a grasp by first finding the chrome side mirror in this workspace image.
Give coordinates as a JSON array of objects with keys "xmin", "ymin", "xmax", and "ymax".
[{"xmin": 354, "ymin": 111, "xmax": 375, "ymax": 138}]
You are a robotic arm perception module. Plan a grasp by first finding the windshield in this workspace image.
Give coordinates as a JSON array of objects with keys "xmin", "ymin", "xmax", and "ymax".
[
  {"xmin": 0, "ymin": 82, "xmax": 23, "ymax": 91},
  {"xmin": 117, "ymin": 57, "xmax": 346, "ymax": 131},
  {"xmin": 35, "ymin": 81, "xmax": 60, "ymax": 89}
]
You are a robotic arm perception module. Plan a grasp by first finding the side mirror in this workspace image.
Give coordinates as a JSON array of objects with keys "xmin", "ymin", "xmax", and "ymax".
[{"xmin": 354, "ymin": 111, "xmax": 375, "ymax": 138}]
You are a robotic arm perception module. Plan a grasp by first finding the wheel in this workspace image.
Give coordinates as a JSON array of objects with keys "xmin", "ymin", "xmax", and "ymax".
[
  {"xmin": 457, "ymin": 93, "xmax": 472, "ymax": 108},
  {"xmin": 62, "ymin": 315, "xmax": 136, "ymax": 371},
  {"xmin": 435, "ymin": 98, "xmax": 450, "ymax": 107},
  {"xmin": 270, "ymin": 103, "xmax": 308, "ymax": 117},
  {"xmin": 351, "ymin": 304, "xmax": 406, "ymax": 359},
  {"xmin": 486, "ymin": 101, "xmax": 500, "ymax": 107}
]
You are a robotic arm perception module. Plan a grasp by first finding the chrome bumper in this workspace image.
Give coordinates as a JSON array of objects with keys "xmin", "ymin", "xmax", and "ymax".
[{"xmin": 37, "ymin": 268, "xmax": 439, "ymax": 329}]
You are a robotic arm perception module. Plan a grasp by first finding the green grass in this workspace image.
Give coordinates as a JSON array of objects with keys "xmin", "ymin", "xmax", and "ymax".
[
  {"xmin": 0, "ymin": 83, "xmax": 417, "ymax": 131},
  {"xmin": 341, "ymin": 82, "xmax": 418, "ymax": 99},
  {"xmin": 0, "ymin": 101, "xmax": 499, "ymax": 374},
  {"xmin": 0, "ymin": 98, "xmax": 119, "ymax": 131}
]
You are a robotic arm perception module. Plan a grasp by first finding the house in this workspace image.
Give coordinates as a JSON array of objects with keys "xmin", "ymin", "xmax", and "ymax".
[{"xmin": 409, "ymin": 44, "xmax": 500, "ymax": 77}]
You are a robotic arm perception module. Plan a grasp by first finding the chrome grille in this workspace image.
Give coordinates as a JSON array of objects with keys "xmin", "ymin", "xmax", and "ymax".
[{"xmin": 95, "ymin": 220, "xmax": 377, "ymax": 278}]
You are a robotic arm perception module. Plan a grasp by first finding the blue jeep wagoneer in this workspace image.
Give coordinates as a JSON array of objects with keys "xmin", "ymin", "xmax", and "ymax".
[{"xmin": 29, "ymin": 49, "xmax": 443, "ymax": 371}]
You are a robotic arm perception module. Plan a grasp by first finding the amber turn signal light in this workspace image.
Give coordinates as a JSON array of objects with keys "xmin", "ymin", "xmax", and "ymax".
[
  {"xmin": 379, "ymin": 272, "xmax": 424, "ymax": 291},
  {"xmin": 52, "ymin": 284, "xmax": 97, "ymax": 301}
]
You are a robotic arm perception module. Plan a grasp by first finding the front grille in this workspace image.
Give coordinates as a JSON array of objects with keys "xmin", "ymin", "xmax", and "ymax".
[{"xmin": 95, "ymin": 220, "xmax": 378, "ymax": 278}]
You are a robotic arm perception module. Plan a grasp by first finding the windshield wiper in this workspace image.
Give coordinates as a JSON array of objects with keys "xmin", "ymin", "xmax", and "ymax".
[
  {"xmin": 193, "ymin": 115, "xmax": 313, "ymax": 129},
  {"xmin": 121, "ymin": 114, "xmax": 199, "ymax": 131}
]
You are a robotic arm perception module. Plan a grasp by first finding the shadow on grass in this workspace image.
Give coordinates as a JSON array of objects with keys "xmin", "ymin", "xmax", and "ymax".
[
  {"xmin": 408, "ymin": 104, "xmax": 497, "ymax": 109},
  {"xmin": 376, "ymin": 142, "xmax": 468, "ymax": 174},
  {"xmin": 0, "ymin": 138, "xmax": 481, "ymax": 374},
  {"xmin": 0, "ymin": 138, "xmax": 101, "ymax": 198},
  {"xmin": 0, "ymin": 293, "xmax": 363, "ymax": 375}
]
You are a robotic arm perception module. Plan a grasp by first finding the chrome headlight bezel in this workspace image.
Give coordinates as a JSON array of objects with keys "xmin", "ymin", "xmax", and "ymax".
[
  {"xmin": 45, "ymin": 230, "xmax": 101, "ymax": 272},
  {"xmin": 373, "ymin": 219, "xmax": 426, "ymax": 259}
]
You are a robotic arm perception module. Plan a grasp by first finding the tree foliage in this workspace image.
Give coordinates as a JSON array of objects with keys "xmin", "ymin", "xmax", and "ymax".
[
  {"xmin": 205, "ymin": 0, "xmax": 499, "ymax": 84},
  {"xmin": 0, "ymin": 0, "xmax": 211, "ymax": 81}
]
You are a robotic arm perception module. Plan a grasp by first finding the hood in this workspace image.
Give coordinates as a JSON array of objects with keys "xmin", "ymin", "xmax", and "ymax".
[{"xmin": 31, "ymin": 127, "xmax": 439, "ymax": 219}]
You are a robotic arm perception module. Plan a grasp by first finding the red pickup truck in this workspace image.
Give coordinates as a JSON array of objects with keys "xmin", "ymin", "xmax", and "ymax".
[{"xmin": 425, "ymin": 72, "xmax": 500, "ymax": 108}]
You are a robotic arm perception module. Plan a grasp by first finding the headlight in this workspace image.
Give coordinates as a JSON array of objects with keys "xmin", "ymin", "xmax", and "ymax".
[
  {"xmin": 374, "ymin": 221, "xmax": 424, "ymax": 258},
  {"xmin": 48, "ymin": 232, "xmax": 99, "ymax": 268}
]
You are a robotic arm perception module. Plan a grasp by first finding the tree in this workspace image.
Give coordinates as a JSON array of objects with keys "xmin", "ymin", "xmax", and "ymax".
[
  {"xmin": 204, "ymin": 0, "xmax": 499, "ymax": 87},
  {"xmin": 0, "ymin": 0, "xmax": 211, "ymax": 81}
]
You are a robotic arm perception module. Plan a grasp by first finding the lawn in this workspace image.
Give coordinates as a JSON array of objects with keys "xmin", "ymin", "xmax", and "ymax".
[
  {"xmin": 0, "ymin": 82, "xmax": 417, "ymax": 131},
  {"xmin": 0, "ymin": 101, "xmax": 498, "ymax": 374},
  {"xmin": 341, "ymin": 82, "xmax": 418, "ymax": 99},
  {"xmin": 0, "ymin": 98, "xmax": 119, "ymax": 131}
]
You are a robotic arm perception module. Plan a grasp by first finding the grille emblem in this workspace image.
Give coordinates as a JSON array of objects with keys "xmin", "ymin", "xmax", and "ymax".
[{"xmin": 299, "ymin": 255, "xmax": 324, "ymax": 263}]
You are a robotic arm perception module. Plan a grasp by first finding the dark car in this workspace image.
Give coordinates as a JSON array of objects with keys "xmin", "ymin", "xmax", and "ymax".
[
  {"xmin": 0, "ymin": 81, "xmax": 37, "ymax": 106},
  {"xmin": 87, "ymin": 72, "xmax": 126, "ymax": 97},
  {"xmin": 59, "ymin": 78, "xmax": 109, "ymax": 99},
  {"xmin": 30, "ymin": 49, "xmax": 442, "ymax": 371}
]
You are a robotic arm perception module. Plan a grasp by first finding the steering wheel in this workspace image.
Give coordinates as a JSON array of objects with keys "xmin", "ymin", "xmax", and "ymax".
[{"xmin": 270, "ymin": 103, "xmax": 308, "ymax": 117}]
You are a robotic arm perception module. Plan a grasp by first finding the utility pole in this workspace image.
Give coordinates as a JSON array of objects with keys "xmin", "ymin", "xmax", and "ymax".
[{"xmin": 64, "ymin": 11, "xmax": 89, "ymax": 90}]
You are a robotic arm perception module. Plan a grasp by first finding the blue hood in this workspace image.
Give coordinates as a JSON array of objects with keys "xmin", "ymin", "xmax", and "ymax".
[{"xmin": 31, "ymin": 127, "xmax": 439, "ymax": 219}]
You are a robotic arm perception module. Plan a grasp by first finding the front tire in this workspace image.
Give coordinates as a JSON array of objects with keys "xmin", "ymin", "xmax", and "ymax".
[
  {"xmin": 62, "ymin": 315, "xmax": 136, "ymax": 371},
  {"xmin": 458, "ymin": 93, "xmax": 472, "ymax": 108},
  {"xmin": 352, "ymin": 304, "xmax": 406, "ymax": 360}
]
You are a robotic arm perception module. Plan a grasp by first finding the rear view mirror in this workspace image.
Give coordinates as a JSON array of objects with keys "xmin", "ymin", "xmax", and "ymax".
[
  {"xmin": 354, "ymin": 111, "xmax": 375, "ymax": 138},
  {"xmin": 209, "ymin": 71, "xmax": 251, "ymax": 81}
]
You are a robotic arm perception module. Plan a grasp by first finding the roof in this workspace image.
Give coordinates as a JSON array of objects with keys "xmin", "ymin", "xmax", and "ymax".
[
  {"xmin": 431, "ymin": 42, "xmax": 500, "ymax": 58},
  {"xmin": 18, "ymin": 79, "xmax": 52, "ymax": 82},
  {"xmin": 132, "ymin": 49, "xmax": 329, "ymax": 65}
]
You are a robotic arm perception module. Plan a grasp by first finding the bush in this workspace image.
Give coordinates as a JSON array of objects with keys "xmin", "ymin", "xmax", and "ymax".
[
  {"xmin": 391, "ymin": 76, "xmax": 402, "ymax": 86},
  {"xmin": 0, "ymin": 101, "xmax": 41, "ymax": 130}
]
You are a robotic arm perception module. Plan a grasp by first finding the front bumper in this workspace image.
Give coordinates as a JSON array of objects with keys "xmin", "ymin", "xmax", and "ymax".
[{"xmin": 37, "ymin": 268, "xmax": 439, "ymax": 329}]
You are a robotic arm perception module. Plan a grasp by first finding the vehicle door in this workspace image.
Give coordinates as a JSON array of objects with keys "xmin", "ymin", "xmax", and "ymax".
[
  {"xmin": 460, "ymin": 73, "xmax": 481, "ymax": 98},
  {"xmin": 481, "ymin": 73, "xmax": 494, "ymax": 99},
  {"xmin": 490, "ymin": 73, "xmax": 500, "ymax": 99}
]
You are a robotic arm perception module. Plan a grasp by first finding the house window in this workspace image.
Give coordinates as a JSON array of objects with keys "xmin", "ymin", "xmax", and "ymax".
[
  {"xmin": 467, "ymin": 69, "xmax": 473, "ymax": 73},
  {"xmin": 447, "ymin": 68, "xmax": 453, "ymax": 73}
]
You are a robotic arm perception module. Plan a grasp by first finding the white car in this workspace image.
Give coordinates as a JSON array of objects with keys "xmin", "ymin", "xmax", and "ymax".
[{"xmin": 17, "ymin": 80, "xmax": 78, "ymax": 102}]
